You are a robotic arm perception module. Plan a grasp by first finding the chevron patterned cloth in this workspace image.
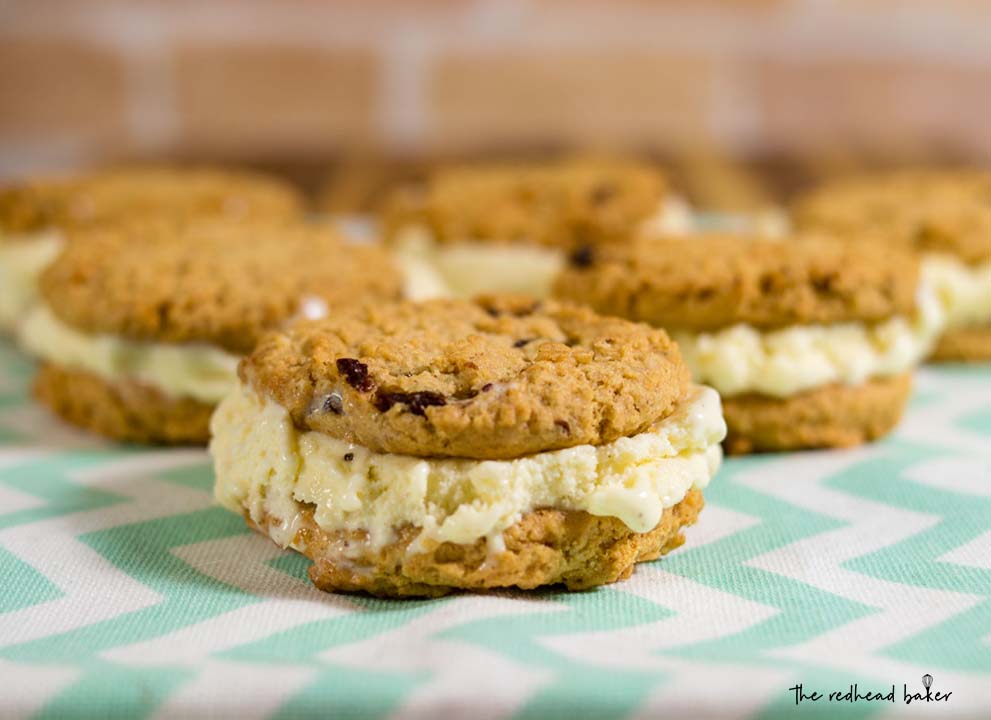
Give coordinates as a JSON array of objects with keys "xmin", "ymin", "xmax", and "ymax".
[{"xmin": 1, "ymin": 337, "xmax": 989, "ymax": 719}]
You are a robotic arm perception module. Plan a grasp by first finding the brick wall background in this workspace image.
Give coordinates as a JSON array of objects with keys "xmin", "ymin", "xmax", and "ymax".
[{"xmin": 2, "ymin": 0, "xmax": 990, "ymax": 199}]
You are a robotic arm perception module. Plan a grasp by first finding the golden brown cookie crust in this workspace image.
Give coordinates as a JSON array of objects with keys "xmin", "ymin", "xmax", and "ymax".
[
  {"xmin": 40, "ymin": 220, "xmax": 403, "ymax": 354},
  {"xmin": 553, "ymin": 234, "xmax": 919, "ymax": 332},
  {"xmin": 249, "ymin": 487, "xmax": 703, "ymax": 597},
  {"xmin": 33, "ymin": 362, "xmax": 214, "ymax": 444},
  {"xmin": 245, "ymin": 295, "xmax": 689, "ymax": 459},
  {"xmin": 382, "ymin": 157, "xmax": 667, "ymax": 249},
  {"xmin": 929, "ymin": 326, "xmax": 991, "ymax": 363},
  {"xmin": 0, "ymin": 166, "xmax": 303, "ymax": 236},
  {"xmin": 794, "ymin": 170, "xmax": 991, "ymax": 266},
  {"xmin": 722, "ymin": 373, "xmax": 912, "ymax": 454}
]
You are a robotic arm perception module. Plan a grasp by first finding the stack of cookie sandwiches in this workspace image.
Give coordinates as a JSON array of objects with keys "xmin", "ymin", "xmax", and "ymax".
[
  {"xmin": 210, "ymin": 296, "xmax": 726, "ymax": 596},
  {"xmin": 22, "ymin": 220, "xmax": 402, "ymax": 443},
  {"xmin": 382, "ymin": 157, "xmax": 690, "ymax": 299},
  {"xmin": 554, "ymin": 234, "xmax": 942, "ymax": 453},
  {"xmin": 795, "ymin": 170, "xmax": 991, "ymax": 362},
  {"xmin": 0, "ymin": 166, "xmax": 303, "ymax": 334}
]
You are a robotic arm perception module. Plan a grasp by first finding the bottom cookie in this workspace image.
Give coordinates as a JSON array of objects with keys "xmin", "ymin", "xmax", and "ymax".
[
  {"xmin": 722, "ymin": 373, "xmax": 912, "ymax": 455},
  {"xmin": 929, "ymin": 326, "xmax": 991, "ymax": 363},
  {"xmin": 248, "ymin": 488, "xmax": 705, "ymax": 598},
  {"xmin": 33, "ymin": 362, "xmax": 214, "ymax": 444}
]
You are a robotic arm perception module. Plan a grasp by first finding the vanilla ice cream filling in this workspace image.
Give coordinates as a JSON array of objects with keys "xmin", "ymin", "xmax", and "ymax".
[
  {"xmin": 393, "ymin": 225, "xmax": 563, "ymax": 299},
  {"xmin": 20, "ymin": 304, "xmax": 240, "ymax": 403},
  {"xmin": 637, "ymin": 199, "xmax": 790, "ymax": 239},
  {"xmin": 674, "ymin": 283, "xmax": 944, "ymax": 399},
  {"xmin": 0, "ymin": 230, "xmax": 63, "ymax": 331},
  {"xmin": 636, "ymin": 196, "xmax": 696, "ymax": 237},
  {"xmin": 211, "ymin": 382, "xmax": 726, "ymax": 553},
  {"xmin": 921, "ymin": 254, "xmax": 991, "ymax": 332}
]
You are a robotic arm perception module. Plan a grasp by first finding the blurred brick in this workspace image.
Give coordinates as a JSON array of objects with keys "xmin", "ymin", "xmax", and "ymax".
[
  {"xmin": 426, "ymin": 51, "xmax": 714, "ymax": 152},
  {"xmin": 836, "ymin": 0, "xmax": 991, "ymax": 12},
  {"xmin": 747, "ymin": 59, "xmax": 991, "ymax": 156},
  {"xmin": 142, "ymin": 0, "xmax": 469, "ymax": 14},
  {"xmin": 534, "ymin": 0, "xmax": 787, "ymax": 9},
  {"xmin": 0, "ymin": 36, "xmax": 128, "ymax": 144},
  {"xmin": 173, "ymin": 44, "xmax": 379, "ymax": 154},
  {"xmin": 3, "ymin": 0, "xmax": 991, "ymax": 176}
]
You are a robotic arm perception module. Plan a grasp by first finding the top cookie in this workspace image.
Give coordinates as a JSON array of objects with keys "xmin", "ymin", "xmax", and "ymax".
[
  {"xmin": 382, "ymin": 157, "xmax": 667, "ymax": 249},
  {"xmin": 39, "ymin": 220, "xmax": 403, "ymax": 354},
  {"xmin": 243, "ymin": 295, "xmax": 690, "ymax": 459},
  {"xmin": 553, "ymin": 234, "xmax": 920, "ymax": 332},
  {"xmin": 0, "ymin": 166, "xmax": 303, "ymax": 236},
  {"xmin": 793, "ymin": 169, "xmax": 991, "ymax": 265}
]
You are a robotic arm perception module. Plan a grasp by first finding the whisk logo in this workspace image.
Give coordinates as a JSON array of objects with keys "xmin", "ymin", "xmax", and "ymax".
[
  {"xmin": 787, "ymin": 673, "xmax": 953, "ymax": 706},
  {"xmin": 903, "ymin": 673, "xmax": 953, "ymax": 705}
]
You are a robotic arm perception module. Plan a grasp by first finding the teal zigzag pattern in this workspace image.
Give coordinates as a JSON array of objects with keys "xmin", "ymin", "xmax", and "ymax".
[{"xmin": 0, "ymin": 334, "xmax": 988, "ymax": 719}]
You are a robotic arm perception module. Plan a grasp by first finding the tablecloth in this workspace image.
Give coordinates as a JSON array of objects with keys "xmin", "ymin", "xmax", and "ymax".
[{"xmin": 1, "ymin": 338, "xmax": 989, "ymax": 719}]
